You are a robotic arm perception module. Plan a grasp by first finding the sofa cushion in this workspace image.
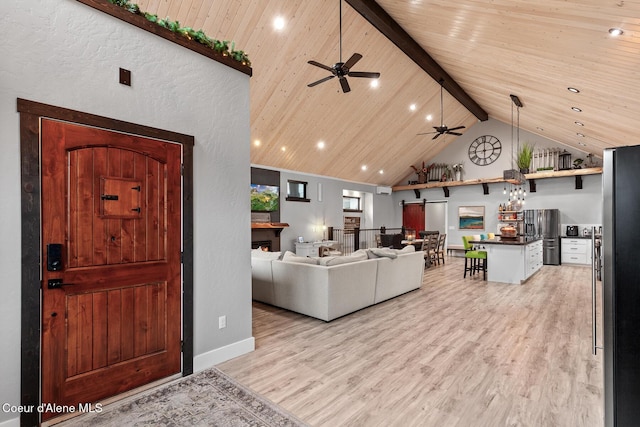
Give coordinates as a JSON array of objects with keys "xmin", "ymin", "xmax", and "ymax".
[
  {"xmin": 318, "ymin": 250, "xmax": 368, "ymax": 266},
  {"xmin": 282, "ymin": 251, "xmax": 319, "ymax": 265},
  {"xmin": 367, "ymin": 247, "xmax": 398, "ymax": 259}
]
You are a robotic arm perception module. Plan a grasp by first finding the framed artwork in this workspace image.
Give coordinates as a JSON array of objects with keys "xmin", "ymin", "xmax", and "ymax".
[{"xmin": 459, "ymin": 206, "xmax": 485, "ymax": 230}]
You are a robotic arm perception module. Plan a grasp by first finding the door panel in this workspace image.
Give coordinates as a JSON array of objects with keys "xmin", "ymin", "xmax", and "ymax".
[
  {"xmin": 41, "ymin": 119, "xmax": 181, "ymax": 421},
  {"xmin": 402, "ymin": 203, "xmax": 425, "ymax": 234}
]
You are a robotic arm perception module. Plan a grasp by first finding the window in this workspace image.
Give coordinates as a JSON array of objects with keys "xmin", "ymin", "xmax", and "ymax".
[
  {"xmin": 343, "ymin": 196, "xmax": 362, "ymax": 212},
  {"xmin": 286, "ymin": 180, "xmax": 310, "ymax": 202}
]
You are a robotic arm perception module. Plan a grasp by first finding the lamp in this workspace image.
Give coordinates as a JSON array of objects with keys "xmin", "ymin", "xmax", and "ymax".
[
  {"xmin": 502, "ymin": 94, "xmax": 528, "ymax": 209},
  {"xmin": 503, "ymin": 94, "xmax": 525, "ymax": 184},
  {"xmin": 559, "ymin": 150, "xmax": 572, "ymax": 170}
]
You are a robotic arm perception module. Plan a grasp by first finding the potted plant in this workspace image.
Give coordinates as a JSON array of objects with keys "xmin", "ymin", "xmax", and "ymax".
[
  {"xmin": 516, "ymin": 142, "xmax": 534, "ymax": 173},
  {"xmin": 452, "ymin": 163, "xmax": 464, "ymax": 181}
]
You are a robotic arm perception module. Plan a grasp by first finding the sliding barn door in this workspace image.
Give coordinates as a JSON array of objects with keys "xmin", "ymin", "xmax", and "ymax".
[
  {"xmin": 403, "ymin": 203, "xmax": 425, "ymax": 234},
  {"xmin": 41, "ymin": 119, "xmax": 182, "ymax": 420}
]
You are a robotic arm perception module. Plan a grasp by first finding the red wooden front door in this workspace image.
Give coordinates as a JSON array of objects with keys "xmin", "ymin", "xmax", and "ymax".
[
  {"xmin": 41, "ymin": 119, "xmax": 182, "ymax": 420},
  {"xmin": 403, "ymin": 203, "xmax": 425, "ymax": 234}
]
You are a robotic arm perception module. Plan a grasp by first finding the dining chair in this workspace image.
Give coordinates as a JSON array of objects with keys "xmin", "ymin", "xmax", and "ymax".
[
  {"xmin": 421, "ymin": 234, "xmax": 437, "ymax": 267},
  {"xmin": 462, "ymin": 235, "xmax": 487, "ymax": 279},
  {"xmin": 391, "ymin": 233, "xmax": 405, "ymax": 249},
  {"xmin": 379, "ymin": 234, "xmax": 394, "ymax": 248},
  {"xmin": 428, "ymin": 234, "xmax": 439, "ymax": 265},
  {"xmin": 435, "ymin": 233, "xmax": 447, "ymax": 265}
]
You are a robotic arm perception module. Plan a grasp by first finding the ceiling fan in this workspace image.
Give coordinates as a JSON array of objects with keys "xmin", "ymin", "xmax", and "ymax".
[
  {"xmin": 307, "ymin": 0, "xmax": 380, "ymax": 93},
  {"xmin": 418, "ymin": 80, "xmax": 466, "ymax": 140}
]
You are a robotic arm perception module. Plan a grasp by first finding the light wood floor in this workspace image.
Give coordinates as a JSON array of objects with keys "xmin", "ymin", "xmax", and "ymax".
[{"xmin": 218, "ymin": 256, "xmax": 603, "ymax": 427}]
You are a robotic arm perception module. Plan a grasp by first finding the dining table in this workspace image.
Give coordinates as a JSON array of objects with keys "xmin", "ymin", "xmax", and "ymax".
[{"xmin": 401, "ymin": 238, "xmax": 424, "ymax": 248}]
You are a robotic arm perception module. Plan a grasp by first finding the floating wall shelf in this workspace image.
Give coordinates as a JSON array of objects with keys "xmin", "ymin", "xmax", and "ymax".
[{"xmin": 392, "ymin": 167, "xmax": 603, "ymax": 196}]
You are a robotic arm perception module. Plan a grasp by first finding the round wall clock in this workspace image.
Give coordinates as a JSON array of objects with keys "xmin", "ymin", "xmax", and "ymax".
[{"xmin": 468, "ymin": 135, "xmax": 502, "ymax": 166}]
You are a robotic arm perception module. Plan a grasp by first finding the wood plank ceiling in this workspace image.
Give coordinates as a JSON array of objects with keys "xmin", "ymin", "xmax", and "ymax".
[{"xmin": 135, "ymin": 0, "xmax": 640, "ymax": 186}]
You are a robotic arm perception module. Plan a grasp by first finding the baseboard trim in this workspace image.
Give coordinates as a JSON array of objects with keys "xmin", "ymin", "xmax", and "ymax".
[{"xmin": 193, "ymin": 337, "xmax": 255, "ymax": 372}]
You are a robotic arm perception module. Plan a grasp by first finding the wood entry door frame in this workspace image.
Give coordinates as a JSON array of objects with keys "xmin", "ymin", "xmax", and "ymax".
[{"xmin": 18, "ymin": 99, "xmax": 194, "ymax": 427}]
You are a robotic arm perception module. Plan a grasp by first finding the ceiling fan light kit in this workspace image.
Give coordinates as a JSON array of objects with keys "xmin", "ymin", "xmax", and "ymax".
[{"xmin": 307, "ymin": 0, "xmax": 380, "ymax": 93}]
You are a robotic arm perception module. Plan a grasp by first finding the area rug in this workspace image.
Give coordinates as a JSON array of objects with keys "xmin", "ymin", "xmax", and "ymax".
[{"xmin": 61, "ymin": 367, "xmax": 308, "ymax": 427}]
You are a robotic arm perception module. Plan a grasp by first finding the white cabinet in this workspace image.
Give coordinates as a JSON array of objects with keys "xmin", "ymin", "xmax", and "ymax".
[
  {"xmin": 561, "ymin": 238, "xmax": 592, "ymax": 265},
  {"xmin": 295, "ymin": 240, "xmax": 339, "ymax": 257},
  {"xmin": 526, "ymin": 240, "xmax": 543, "ymax": 276},
  {"xmin": 295, "ymin": 242, "xmax": 319, "ymax": 257},
  {"xmin": 484, "ymin": 239, "xmax": 543, "ymax": 285}
]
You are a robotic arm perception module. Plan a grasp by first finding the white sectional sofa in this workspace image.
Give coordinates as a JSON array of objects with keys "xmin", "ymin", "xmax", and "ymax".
[{"xmin": 250, "ymin": 246, "xmax": 424, "ymax": 321}]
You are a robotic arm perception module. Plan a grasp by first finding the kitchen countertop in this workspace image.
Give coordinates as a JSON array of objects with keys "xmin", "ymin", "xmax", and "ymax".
[
  {"xmin": 562, "ymin": 235, "xmax": 598, "ymax": 239},
  {"xmin": 470, "ymin": 236, "xmax": 543, "ymax": 246}
]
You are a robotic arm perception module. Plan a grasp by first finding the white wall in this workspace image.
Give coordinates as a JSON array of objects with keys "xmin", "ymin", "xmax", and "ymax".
[
  {"xmin": 393, "ymin": 118, "xmax": 602, "ymax": 247},
  {"xmin": 401, "ymin": 118, "xmax": 598, "ymax": 183},
  {"xmin": 0, "ymin": 1, "xmax": 252, "ymax": 423}
]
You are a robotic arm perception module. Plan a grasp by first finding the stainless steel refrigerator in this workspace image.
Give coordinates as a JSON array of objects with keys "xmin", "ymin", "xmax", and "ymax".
[
  {"xmin": 602, "ymin": 146, "xmax": 640, "ymax": 426},
  {"xmin": 524, "ymin": 208, "xmax": 561, "ymax": 265}
]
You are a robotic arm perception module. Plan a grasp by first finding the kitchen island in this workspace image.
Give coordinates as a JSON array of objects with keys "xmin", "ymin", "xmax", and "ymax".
[{"xmin": 470, "ymin": 236, "xmax": 543, "ymax": 284}]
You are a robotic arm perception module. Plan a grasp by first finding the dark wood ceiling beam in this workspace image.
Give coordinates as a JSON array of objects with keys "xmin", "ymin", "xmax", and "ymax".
[{"xmin": 345, "ymin": 0, "xmax": 488, "ymax": 121}]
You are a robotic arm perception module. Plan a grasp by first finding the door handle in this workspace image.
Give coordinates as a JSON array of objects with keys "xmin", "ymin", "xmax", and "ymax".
[
  {"xmin": 47, "ymin": 279, "xmax": 72, "ymax": 289},
  {"xmin": 591, "ymin": 226, "xmax": 603, "ymax": 355}
]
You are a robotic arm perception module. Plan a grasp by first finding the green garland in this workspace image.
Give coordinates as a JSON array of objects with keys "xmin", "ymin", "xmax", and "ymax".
[{"xmin": 108, "ymin": 0, "xmax": 251, "ymax": 66}]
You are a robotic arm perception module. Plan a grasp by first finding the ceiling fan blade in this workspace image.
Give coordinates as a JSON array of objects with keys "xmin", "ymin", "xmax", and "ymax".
[
  {"xmin": 307, "ymin": 75, "xmax": 335, "ymax": 87},
  {"xmin": 432, "ymin": 133, "xmax": 441, "ymax": 140},
  {"xmin": 447, "ymin": 125, "xmax": 466, "ymax": 132},
  {"xmin": 343, "ymin": 53, "xmax": 363, "ymax": 70},
  {"xmin": 308, "ymin": 60, "xmax": 335, "ymax": 73},
  {"xmin": 417, "ymin": 131, "xmax": 437, "ymax": 136},
  {"xmin": 339, "ymin": 77, "xmax": 351, "ymax": 93},
  {"xmin": 348, "ymin": 71, "xmax": 381, "ymax": 79},
  {"xmin": 447, "ymin": 131, "xmax": 463, "ymax": 136}
]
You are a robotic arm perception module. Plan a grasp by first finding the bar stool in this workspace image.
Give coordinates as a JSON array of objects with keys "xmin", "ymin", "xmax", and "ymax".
[{"xmin": 462, "ymin": 236, "xmax": 487, "ymax": 280}]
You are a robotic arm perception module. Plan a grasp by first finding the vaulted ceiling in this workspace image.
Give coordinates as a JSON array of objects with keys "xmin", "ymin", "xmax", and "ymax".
[{"xmin": 136, "ymin": 0, "xmax": 640, "ymax": 186}]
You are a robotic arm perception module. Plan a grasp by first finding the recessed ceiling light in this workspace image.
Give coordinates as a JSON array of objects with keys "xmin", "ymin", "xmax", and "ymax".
[
  {"xmin": 379, "ymin": 169, "xmax": 384, "ymax": 174},
  {"xmin": 409, "ymin": 104, "xmax": 417, "ymax": 111},
  {"xmin": 273, "ymin": 16, "xmax": 286, "ymax": 31},
  {"xmin": 426, "ymin": 114, "xmax": 433, "ymax": 121},
  {"xmin": 578, "ymin": 142, "xmax": 588, "ymax": 147},
  {"xmin": 253, "ymin": 139, "xmax": 261, "ymax": 147},
  {"xmin": 609, "ymin": 28, "xmax": 624, "ymax": 36},
  {"xmin": 370, "ymin": 79, "xmax": 379, "ymax": 88},
  {"xmin": 577, "ymin": 133, "xmax": 585, "ymax": 137},
  {"xmin": 317, "ymin": 141, "xmax": 325, "ymax": 149},
  {"xmin": 575, "ymin": 121, "xmax": 584, "ymax": 126},
  {"xmin": 571, "ymin": 107, "xmax": 582, "ymax": 112},
  {"xmin": 361, "ymin": 165, "xmax": 367, "ymax": 171},
  {"xmin": 536, "ymin": 127, "xmax": 544, "ymax": 131},
  {"xmin": 568, "ymin": 87, "xmax": 580, "ymax": 93},
  {"xmin": 281, "ymin": 146, "xmax": 286, "ymax": 152}
]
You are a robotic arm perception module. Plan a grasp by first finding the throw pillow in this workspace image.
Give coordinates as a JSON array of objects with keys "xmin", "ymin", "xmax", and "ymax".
[
  {"xmin": 319, "ymin": 250, "xmax": 369, "ymax": 266},
  {"xmin": 367, "ymin": 247, "xmax": 398, "ymax": 259},
  {"xmin": 281, "ymin": 251, "xmax": 318, "ymax": 265},
  {"xmin": 398, "ymin": 245, "xmax": 415, "ymax": 253},
  {"xmin": 352, "ymin": 249, "xmax": 369, "ymax": 258}
]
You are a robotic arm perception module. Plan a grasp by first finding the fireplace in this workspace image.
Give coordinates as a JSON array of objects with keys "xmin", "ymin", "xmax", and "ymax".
[
  {"xmin": 250, "ymin": 222, "xmax": 288, "ymax": 252},
  {"xmin": 252, "ymin": 240, "xmax": 272, "ymax": 251}
]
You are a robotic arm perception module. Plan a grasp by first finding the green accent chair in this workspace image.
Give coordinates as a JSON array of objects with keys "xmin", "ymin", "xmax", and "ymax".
[{"xmin": 462, "ymin": 235, "xmax": 487, "ymax": 280}]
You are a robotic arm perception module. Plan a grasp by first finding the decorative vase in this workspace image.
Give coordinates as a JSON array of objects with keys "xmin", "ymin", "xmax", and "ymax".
[{"xmin": 455, "ymin": 170, "xmax": 461, "ymax": 181}]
